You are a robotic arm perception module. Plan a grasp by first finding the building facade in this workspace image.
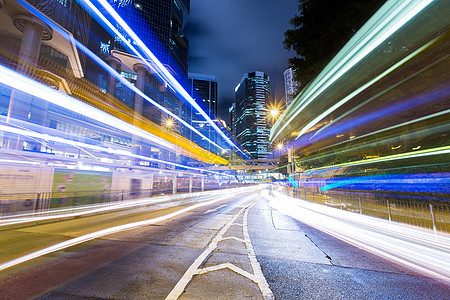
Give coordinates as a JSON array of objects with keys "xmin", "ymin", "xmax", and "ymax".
[
  {"xmin": 187, "ymin": 73, "xmax": 218, "ymax": 118},
  {"xmin": 105, "ymin": 0, "xmax": 190, "ymax": 80},
  {"xmin": 187, "ymin": 73, "xmax": 218, "ymax": 152},
  {"xmin": 228, "ymin": 102, "xmax": 236, "ymax": 138},
  {"xmin": 0, "ymin": 0, "xmax": 224, "ymax": 163},
  {"xmin": 235, "ymin": 71, "xmax": 270, "ymax": 159},
  {"xmin": 283, "ymin": 67, "xmax": 299, "ymax": 106}
]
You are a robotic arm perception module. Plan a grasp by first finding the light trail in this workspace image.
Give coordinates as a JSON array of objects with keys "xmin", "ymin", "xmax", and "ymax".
[
  {"xmin": 318, "ymin": 173, "xmax": 450, "ymax": 193},
  {"xmin": 305, "ymin": 110, "xmax": 450, "ymax": 158},
  {"xmin": 308, "ymin": 49, "xmax": 447, "ymax": 141},
  {"xmin": 271, "ymin": 0, "xmax": 434, "ymax": 142},
  {"xmin": 0, "ymin": 187, "xmax": 243, "ymax": 226},
  {"xmin": 0, "ymin": 65, "xmax": 173, "ymax": 150},
  {"xmin": 297, "ymin": 35, "xmax": 438, "ymax": 140},
  {"xmin": 301, "ymin": 146, "xmax": 450, "ymax": 173},
  {"xmin": 0, "ymin": 122, "xmax": 234, "ymax": 176},
  {"xmin": 264, "ymin": 190, "xmax": 450, "ymax": 282},
  {"xmin": 0, "ymin": 187, "xmax": 256, "ymax": 271},
  {"xmin": 15, "ymin": 0, "xmax": 240, "ymax": 157},
  {"xmin": 92, "ymin": 0, "xmax": 248, "ymax": 157}
]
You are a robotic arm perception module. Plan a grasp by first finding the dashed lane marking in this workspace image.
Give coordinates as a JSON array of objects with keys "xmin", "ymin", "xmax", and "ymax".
[
  {"xmin": 203, "ymin": 205, "xmax": 227, "ymax": 214},
  {"xmin": 165, "ymin": 197, "xmax": 274, "ymax": 300}
]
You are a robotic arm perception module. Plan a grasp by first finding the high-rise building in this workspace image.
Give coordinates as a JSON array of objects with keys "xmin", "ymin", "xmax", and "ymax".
[
  {"xmin": 187, "ymin": 73, "xmax": 218, "ymax": 118},
  {"xmin": 235, "ymin": 71, "xmax": 270, "ymax": 159},
  {"xmin": 283, "ymin": 67, "xmax": 299, "ymax": 106},
  {"xmin": 109, "ymin": 0, "xmax": 190, "ymax": 80},
  {"xmin": 229, "ymin": 102, "xmax": 236, "ymax": 138},
  {"xmin": 187, "ymin": 73, "xmax": 218, "ymax": 152},
  {"xmin": 88, "ymin": 0, "xmax": 191, "ymax": 133}
]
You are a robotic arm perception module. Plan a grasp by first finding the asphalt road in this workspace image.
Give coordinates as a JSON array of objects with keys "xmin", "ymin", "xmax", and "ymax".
[{"xmin": 0, "ymin": 188, "xmax": 448, "ymax": 299}]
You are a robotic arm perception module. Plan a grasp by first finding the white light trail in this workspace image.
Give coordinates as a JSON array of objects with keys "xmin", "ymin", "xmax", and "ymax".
[
  {"xmin": 264, "ymin": 190, "xmax": 450, "ymax": 282},
  {"xmin": 0, "ymin": 187, "xmax": 255, "ymax": 271},
  {"xmin": 94, "ymin": 0, "xmax": 243, "ymax": 153},
  {"xmin": 271, "ymin": 0, "xmax": 435, "ymax": 142},
  {"xmin": 0, "ymin": 65, "xmax": 173, "ymax": 150},
  {"xmin": 16, "ymin": 0, "xmax": 239, "ymax": 156},
  {"xmin": 305, "ymin": 39, "xmax": 441, "ymax": 141},
  {"xmin": 0, "ymin": 158, "xmax": 40, "ymax": 166},
  {"xmin": 0, "ymin": 122, "xmax": 235, "ymax": 177},
  {"xmin": 0, "ymin": 187, "xmax": 247, "ymax": 226}
]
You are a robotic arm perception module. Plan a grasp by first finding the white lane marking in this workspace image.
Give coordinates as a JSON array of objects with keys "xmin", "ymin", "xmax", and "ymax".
[
  {"xmin": 221, "ymin": 237, "xmax": 245, "ymax": 243},
  {"xmin": 197, "ymin": 262, "xmax": 257, "ymax": 281},
  {"xmin": 165, "ymin": 199, "xmax": 274, "ymax": 300},
  {"xmin": 0, "ymin": 194, "xmax": 239, "ymax": 272},
  {"xmin": 243, "ymin": 203, "xmax": 274, "ymax": 299},
  {"xmin": 165, "ymin": 205, "xmax": 247, "ymax": 300},
  {"xmin": 204, "ymin": 205, "xmax": 227, "ymax": 214}
]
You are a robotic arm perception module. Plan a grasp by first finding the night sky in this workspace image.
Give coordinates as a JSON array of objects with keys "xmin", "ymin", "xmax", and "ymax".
[{"xmin": 186, "ymin": 0, "xmax": 299, "ymax": 122}]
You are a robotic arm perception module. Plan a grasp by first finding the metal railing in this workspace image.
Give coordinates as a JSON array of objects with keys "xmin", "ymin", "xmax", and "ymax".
[{"xmin": 283, "ymin": 187, "xmax": 450, "ymax": 234}]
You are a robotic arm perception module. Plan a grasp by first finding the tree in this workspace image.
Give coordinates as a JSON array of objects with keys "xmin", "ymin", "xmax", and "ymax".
[{"xmin": 284, "ymin": 0, "xmax": 386, "ymax": 88}]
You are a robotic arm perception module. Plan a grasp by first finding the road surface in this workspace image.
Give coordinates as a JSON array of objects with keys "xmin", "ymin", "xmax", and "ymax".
[{"xmin": 0, "ymin": 187, "xmax": 448, "ymax": 299}]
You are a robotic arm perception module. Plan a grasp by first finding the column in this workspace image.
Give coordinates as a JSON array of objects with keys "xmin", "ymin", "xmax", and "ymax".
[
  {"xmin": 149, "ymin": 173, "xmax": 154, "ymax": 197},
  {"xmin": 133, "ymin": 63, "xmax": 148, "ymax": 117},
  {"xmin": 149, "ymin": 173, "xmax": 154, "ymax": 190},
  {"xmin": 201, "ymin": 177, "xmax": 205, "ymax": 192},
  {"xmin": 131, "ymin": 63, "xmax": 149, "ymax": 157},
  {"xmin": 189, "ymin": 176, "xmax": 193, "ymax": 193},
  {"xmin": 8, "ymin": 15, "xmax": 53, "ymax": 122},
  {"xmin": 13, "ymin": 15, "xmax": 53, "ymax": 73},
  {"xmin": 104, "ymin": 56, "xmax": 121, "ymax": 96},
  {"xmin": 6, "ymin": 16, "xmax": 52, "ymax": 150},
  {"xmin": 172, "ymin": 174, "xmax": 177, "ymax": 195}
]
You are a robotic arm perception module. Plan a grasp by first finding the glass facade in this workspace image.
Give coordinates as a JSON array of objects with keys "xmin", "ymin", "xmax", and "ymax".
[
  {"xmin": 109, "ymin": 0, "xmax": 189, "ymax": 82},
  {"xmin": 187, "ymin": 73, "xmax": 218, "ymax": 152},
  {"xmin": 187, "ymin": 73, "xmax": 218, "ymax": 118},
  {"xmin": 235, "ymin": 72, "xmax": 270, "ymax": 159},
  {"xmin": 283, "ymin": 67, "xmax": 298, "ymax": 106}
]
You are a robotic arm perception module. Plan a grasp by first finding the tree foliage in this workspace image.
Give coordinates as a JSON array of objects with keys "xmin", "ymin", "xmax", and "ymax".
[{"xmin": 284, "ymin": 0, "xmax": 386, "ymax": 88}]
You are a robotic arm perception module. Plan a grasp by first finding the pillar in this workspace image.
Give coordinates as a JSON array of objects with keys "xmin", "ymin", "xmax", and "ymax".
[
  {"xmin": 172, "ymin": 174, "xmax": 177, "ymax": 195},
  {"xmin": 8, "ymin": 16, "xmax": 53, "ymax": 121},
  {"xmin": 201, "ymin": 177, "xmax": 205, "ymax": 192},
  {"xmin": 130, "ymin": 63, "xmax": 149, "ymax": 158},
  {"xmin": 104, "ymin": 56, "xmax": 121, "ymax": 96},
  {"xmin": 13, "ymin": 15, "xmax": 53, "ymax": 73},
  {"xmin": 6, "ymin": 16, "xmax": 52, "ymax": 150},
  {"xmin": 133, "ymin": 63, "xmax": 148, "ymax": 117},
  {"xmin": 149, "ymin": 173, "xmax": 154, "ymax": 190},
  {"xmin": 189, "ymin": 176, "xmax": 193, "ymax": 193}
]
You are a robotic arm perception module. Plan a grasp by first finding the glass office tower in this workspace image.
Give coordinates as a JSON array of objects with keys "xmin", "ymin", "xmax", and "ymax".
[
  {"xmin": 235, "ymin": 71, "xmax": 270, "ymax": 159},
  {"xmin": 187, "ymin": 73, "xmax": 218, "ymax": 152},
  {"xmin": 187, "ymin": 73, "xmax": 218, "ymax": 118}
]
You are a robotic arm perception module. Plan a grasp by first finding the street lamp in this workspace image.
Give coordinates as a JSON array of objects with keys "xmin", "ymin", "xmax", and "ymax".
[
  {"xmin": 267, "ymin": 101, "xmax": 284, "ymax": 126},
  {"xmin": 270, "ymin": 108, "xmax": 279, "ymax": 118},
  {"xmin": 165, "ymin": 119, "xmax": 174, "ymax": 129}
]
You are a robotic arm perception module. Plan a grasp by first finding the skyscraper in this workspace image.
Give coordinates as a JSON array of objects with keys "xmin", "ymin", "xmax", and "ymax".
[
  {"xmin": 108, "ymin": 0, "xmax": 190, "ymax": 80},
  {"xmin": 229, "ymin": 102, "xmax": 236, "ymax": 138},
  {"xmin": 283, "ymin": 67, "xmax": 299, "ymax": 106},
  {"xmin": 187, "ymin": 72, "xmax": 218, "ymax": 152},
  {"xmin": 187, "ymin": 73, "xmax": 218, "ymax": 118},
  {"xmin": 235, "ymin": 71, "xmax": 270, "ymax": 159}
]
